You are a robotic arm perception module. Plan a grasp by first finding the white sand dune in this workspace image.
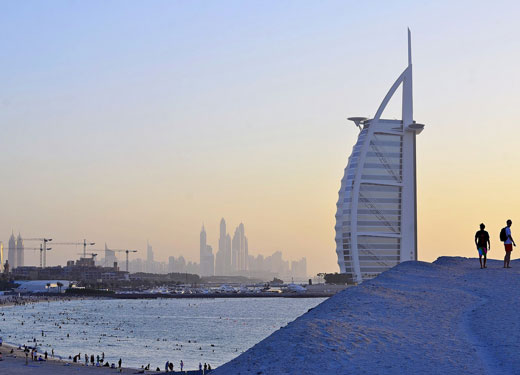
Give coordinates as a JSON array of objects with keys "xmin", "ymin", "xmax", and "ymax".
[{"xmin": 214, "ymin": 257, "xmax": 520, "ymax": 375}]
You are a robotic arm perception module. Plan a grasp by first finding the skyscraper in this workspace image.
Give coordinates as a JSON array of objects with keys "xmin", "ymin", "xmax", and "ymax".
[
  {"xmin": 335, "ymin": 30, "xmax": 424, "ymax": 284},
  {"xmin": 215, "ymin": 218, "xmax": 231, "ymax": 275},
  {"xmin": 16, "ymin": 233, "xmax": 24, "ymax": 268},
  {"xmin": 199, "ymin": 225, "xmax": 215, "ymax": 276},
  {"xmin": 231, "ymin": 223, "xmax": 248, "ymax": 272},
  {"xmin": 105, "ymin": 243, "xmax": 117, "ymax": 267},
  {"xmin": 8, "ymin": 232, "xmax": 16, "ymax": 269}
]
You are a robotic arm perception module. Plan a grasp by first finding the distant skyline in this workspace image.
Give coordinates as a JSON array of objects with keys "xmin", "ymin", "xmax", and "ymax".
[{"xmin": 2, "ymin": 1, "xmax": 520, "ymax": 275}]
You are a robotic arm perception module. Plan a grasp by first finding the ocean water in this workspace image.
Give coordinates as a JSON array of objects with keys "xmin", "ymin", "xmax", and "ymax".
[{"xmin": 0, "ymin": 297, "xmax": 325, "ymax": 370}]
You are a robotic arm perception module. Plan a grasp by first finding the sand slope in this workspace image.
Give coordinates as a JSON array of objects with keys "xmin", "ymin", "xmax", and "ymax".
[{"xmin": 213, "ymin": 257, "xmax": 520, "ymax": 375}]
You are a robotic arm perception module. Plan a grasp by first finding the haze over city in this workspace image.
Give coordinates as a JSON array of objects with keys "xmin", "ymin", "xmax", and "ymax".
[{"xmin": 2, "ymin": 0, "xmax": 520, "ymax": 276}]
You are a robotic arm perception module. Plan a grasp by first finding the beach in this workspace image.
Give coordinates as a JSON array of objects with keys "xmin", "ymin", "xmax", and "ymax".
[{"xmin": 0, "ymin": 295, "xmax": 321, "ymax": 374}]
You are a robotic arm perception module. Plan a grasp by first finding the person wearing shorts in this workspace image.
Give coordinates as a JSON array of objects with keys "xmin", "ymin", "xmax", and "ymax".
[
  {"xmin": 475, "ymin": 223, "xmax": 490, "ymax": 269},
  {"xmin": 504, "ymin": 219, "xmax": 516, "ymax": 268}
]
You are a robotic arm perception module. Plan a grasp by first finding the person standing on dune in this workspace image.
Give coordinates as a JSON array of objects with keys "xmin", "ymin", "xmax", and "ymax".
[
  {"xmin": 502, "ymin": 219, "xmax": 516, "ymax": 268},
  {"xmin": 475, "ymin": 223, "xmax": 490, "ymax": 269}
]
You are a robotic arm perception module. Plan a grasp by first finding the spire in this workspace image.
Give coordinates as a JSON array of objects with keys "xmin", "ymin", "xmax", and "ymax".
[{"xmin": 407, "ymin": 28, "xmax": 412, "ymax": 66}]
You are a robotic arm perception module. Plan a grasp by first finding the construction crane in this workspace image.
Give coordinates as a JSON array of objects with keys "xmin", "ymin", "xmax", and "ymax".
[
  {"xmin": 24, "ymin": 238, "xmax": 53, "ymax": 268},
  {"xmin": 119, "ymin": 250, "xmax": 138, "ymax": 273},
  {"xmin": 24, "ymin": 245, "xmax": 52, "ymax": 268},
  {"xmin": 52, "ymin": 239, "xmax": 95, "ymax": 258},
  {"xmin": 92, "ymin": 248, "xmax": 137, "ymax": 272}
]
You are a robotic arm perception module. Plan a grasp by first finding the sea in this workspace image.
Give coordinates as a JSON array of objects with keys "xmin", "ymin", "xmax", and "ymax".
[{"xmin": 0, "ymin": 297, "xmax": 325, "ymax": 370}]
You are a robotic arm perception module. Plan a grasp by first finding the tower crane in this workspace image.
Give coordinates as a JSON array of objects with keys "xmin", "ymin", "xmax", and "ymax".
[
  {"xmin": 24, "ymin": 245, "xmax": 52, "ymax": 268},
  {"xmin": 92, "ymin": 248, "xmax": 137, "ymax": 272},
  {"xmin": 24, "ymin": 238, "xmax": 52, "ymax": 268},
  {"xmin": 51, "ymin": 239, "xmax": 95, "ymax": 258}
]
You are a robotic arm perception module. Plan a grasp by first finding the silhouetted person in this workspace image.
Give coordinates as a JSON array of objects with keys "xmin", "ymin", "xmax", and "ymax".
[
  {"xmin": 118, "ymin": 358, "xmax": 122, "ymax": 368},
  {"xmin": 503, "ymin": 219, "xmax": 516, "ymax": 268},
  {"xmin": 475, "ymin": 223, "xmax": 490, "ymax": 268}
]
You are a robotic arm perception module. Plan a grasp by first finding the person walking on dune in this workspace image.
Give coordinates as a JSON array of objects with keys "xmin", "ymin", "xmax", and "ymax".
[
  {"xmin": 475, "ymin": 223, "xmax": 490, "ymax": 269},
  {"xmin": 501, "ymin": 219, "xmax": 516, "ymax": 268}
]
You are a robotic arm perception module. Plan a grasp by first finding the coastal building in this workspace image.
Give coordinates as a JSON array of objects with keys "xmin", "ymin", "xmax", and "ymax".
[
  {"xmin": 199, "ymin": 225, "xmax": 215, "ymax": 276},
  {"xmin": 215, "ymin": 218, "xmax": 232, "ymax": 275},
  {"xmin": 8, "ymin": 232, "xmax": 16, "ymax": 269},
  {"xmin": 335, "ymin": 30, "xmax": 424, "ymax": 283},
  {"xmin": 104, "ymin": 243, "xmax": 117, "ymax": 267},
  {"xmin": 291, "ymin": 258, "xmax": 308, "ymax": 280},
  {"xmin": 231, "ymin": 223, "xmax": 248, "ymax": 272},
  {"xmin": 16, "ymin": 234, "xmax": 24, "ymax": 269}
]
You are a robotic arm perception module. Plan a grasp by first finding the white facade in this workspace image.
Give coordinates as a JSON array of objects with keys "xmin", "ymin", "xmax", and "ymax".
[{"xmin": 335, "ymin": 30, "xmax": 424, "ymax": 283}]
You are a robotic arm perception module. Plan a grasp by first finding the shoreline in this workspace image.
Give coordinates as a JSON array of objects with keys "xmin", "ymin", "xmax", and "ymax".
[{"xmin": 1, "ymin": 294, "xmax": 296, "ymax": 374}]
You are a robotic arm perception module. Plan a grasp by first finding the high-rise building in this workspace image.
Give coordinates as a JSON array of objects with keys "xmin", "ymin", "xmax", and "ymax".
[
  {"xmin": 231, "ymin": 223, "xmax": 249, "ymax": 272},
  {"xmin": 8, "ymin": 232, "xmax": 16, "ymax": 269},
  {"xmin": 147, "ymin": 241, "xmax": 154, "ymax": 263},
  {"xmin": 291, "ymin": 258, "xmax": 307, "ymax": 279},
  {"xmin": 105, "ymin": 243, "xmax": 117, "ymax": 267},
  {"xmin": 335, "ymin": 30, "xmax": 424, "ymax": 284},
  {"xmin": 231, "ymin": 223, "xmax": 248, "ymax": 272},
  {"xmin": 16, "ymin": 233, "xmax": 24, "ymax": 268},
  {"xmin": 146, "ymin": 240, "xmax": 154, "ymax": 273},
  {"xmin": 199, "ymin": 225, "xmax": 214, "ymax": 276},
  {"xmin": 215, "ymin": 218, "xmax": 231, "ymax": 275}
]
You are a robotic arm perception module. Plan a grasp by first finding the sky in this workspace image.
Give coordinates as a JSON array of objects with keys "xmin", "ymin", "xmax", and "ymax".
[{"xmin": 1, "ymin": 0, "xmax": 520, "ymax": 275}]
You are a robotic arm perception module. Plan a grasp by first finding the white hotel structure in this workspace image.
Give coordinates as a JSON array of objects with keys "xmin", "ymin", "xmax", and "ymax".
[{"xmin": 335, "ymin": 30, "xmax": 424, "ymax": 283}]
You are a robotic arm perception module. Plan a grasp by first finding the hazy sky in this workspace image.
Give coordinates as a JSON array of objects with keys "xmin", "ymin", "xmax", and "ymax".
[{"xmin": 2, "ymin": 1, "xmax": 520, "ymax": 274}]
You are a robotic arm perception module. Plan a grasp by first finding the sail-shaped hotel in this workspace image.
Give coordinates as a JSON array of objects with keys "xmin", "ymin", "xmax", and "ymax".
[{"xmin": 335, "ymin": 30, "xmax": 424, "ymax": 284}]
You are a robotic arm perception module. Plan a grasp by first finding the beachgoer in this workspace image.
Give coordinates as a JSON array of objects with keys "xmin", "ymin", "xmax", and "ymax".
[
  {"xmin": 475, "ymin": 223, "xmax": 490, "ymax": 268},
  {"xmin": 165, "ymin": 360, "xmax": 169, "ymax": 372},
  {"xmin": 208, "ymin": 363, "xmax": 212, "ymax": 371},
  {"xmin": 118, "ymin": 358, "xmax": 122, "ymax": 368},
  {"xmin": 45, "ymin": 351, "xmax": 48, "ymax": 360},
  {"xmin": 503, "ymin": 219, "xmax": 516, "ymax": 268},
  {"xmin": 180, "ymin": 360, "xmax": 184, "ymax": 371},
  {"xmin": 169, "ymin": 362, "xmax": 173, "ymax": 371},
  {"xmin": 199, "ymin": 362, "xmax": 202, "ymax": 373}
]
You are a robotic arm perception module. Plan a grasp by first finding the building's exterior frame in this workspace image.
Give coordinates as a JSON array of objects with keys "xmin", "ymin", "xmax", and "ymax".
[{"xmin": 335, "ymin": 30, "xmax": 424, "ymax": 283}]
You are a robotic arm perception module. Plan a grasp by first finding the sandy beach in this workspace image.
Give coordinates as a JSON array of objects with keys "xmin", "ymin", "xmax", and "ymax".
[
  {"xmin": 0, "ymin": 342, "xmax": 212, "ymax": 374},
  {"xmin": 0, "ymin": 295, "xmax": 216, "ymax": 374}
]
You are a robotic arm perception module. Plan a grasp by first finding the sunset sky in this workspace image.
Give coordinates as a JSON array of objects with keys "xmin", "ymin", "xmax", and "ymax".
[{"xmin": 2, "ymin": 1, "xmax": 520, "ymax": 275}]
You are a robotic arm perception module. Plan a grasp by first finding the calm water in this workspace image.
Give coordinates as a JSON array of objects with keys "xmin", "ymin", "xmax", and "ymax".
[{"xmin": 0, "ymin": 297, "xmax": 325, "ymax": 370}]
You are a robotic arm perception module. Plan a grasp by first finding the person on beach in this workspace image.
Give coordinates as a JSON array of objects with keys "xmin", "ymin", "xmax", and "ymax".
[
  {"xmin": 503, "ymin": 219, "xmax": 516, "ymax": 268},
  {"xmin": 475, "ymin": 223, "xmax": 490, "ymax": 268},
  {"xmin": 180, "ymin": 360, "xmax": 184, "ymax": 371},
  {"xmin": 118, "ymin": 358, "xmax": 122, "ymax": 368}
]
